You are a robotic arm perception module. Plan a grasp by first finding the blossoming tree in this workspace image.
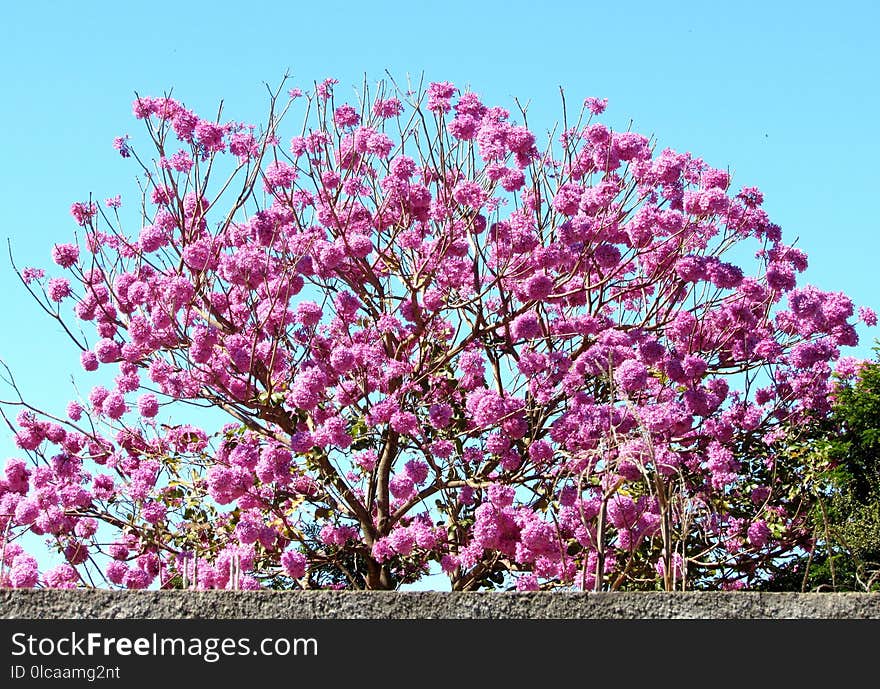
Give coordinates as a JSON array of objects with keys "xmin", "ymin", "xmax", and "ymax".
[{"xmin": 0, "ymin": 76, "xmax": 874, "ymax": 591}]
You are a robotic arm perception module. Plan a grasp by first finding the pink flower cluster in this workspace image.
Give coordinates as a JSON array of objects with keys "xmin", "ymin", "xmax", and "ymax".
[{"xmin": 2, "ymin": 76, "xmax": 873, "ymax": 593}]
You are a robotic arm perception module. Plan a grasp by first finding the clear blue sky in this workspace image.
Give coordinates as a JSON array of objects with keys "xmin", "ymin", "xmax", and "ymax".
[{"xmin": 0, "ymin": 0, "xmax": 877, "ymax": 572}]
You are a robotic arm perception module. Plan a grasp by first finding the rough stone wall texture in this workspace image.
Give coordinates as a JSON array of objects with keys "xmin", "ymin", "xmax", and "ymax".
[{"xmin": 2, "ymin": 591, "xmax": 879, "ymax": 619}]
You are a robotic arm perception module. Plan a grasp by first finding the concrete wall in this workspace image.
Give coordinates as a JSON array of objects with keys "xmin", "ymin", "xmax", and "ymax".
[{"xmin": 2, "ymin": 590, "xmax": 879, "ymax": 619}]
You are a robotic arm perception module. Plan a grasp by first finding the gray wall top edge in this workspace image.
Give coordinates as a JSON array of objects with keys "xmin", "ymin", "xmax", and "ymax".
[{"xmin": 2, "ymin": 590, "xmax": 880, "ymax": 619}]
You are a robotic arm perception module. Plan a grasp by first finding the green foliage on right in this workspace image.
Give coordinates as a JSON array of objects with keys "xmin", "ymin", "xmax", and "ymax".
[{"xmin": 768, "ymin": 344, "xmax": 880, "ymax": 591}]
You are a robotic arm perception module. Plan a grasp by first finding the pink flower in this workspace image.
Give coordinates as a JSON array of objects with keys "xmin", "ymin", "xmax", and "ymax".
[
  {"xmin": 594, "ymin": 243, "xmax": 621, "ymax": 269},
  {"xmin": 512, "ymin": 312, "xmax": 542, "ymax": 340},
  {"xmin": 315, "ymin": 77, "xmax": 338, "ymax": 101},
  {"xmin": 388, "ymin": 528, "xmax": 415, "ymax": 555},
  {"xmin": 614, "ymin": 359, "xmax": 649, "ymax": 393},
  {"xmin": 516, "ymin": 573, "xmax": 540, "ymax": 591},
  {"xmin": 706, "ymin": 441, "xmax": 739, "ymax": 489},
  {"xmin": 295, "ymin": 301, "xmax": 323, "ymax": 327},
  {"xmin": 70, "ymin": 202, "xmax": 97, "ymax": 227},
  {"xmin": 45, "ymin": 564, "xmax": 79, "ymax": 589},
  {"xmin": 51, "ymin": 243, "xmax": 80, "ymax": 268},
  {"xmin": 373, "ymin": 98, "xmax": 404, "ymax": 119},
  {"xmin": 14, "ymin": 498, "xmax": 40, "ymax": 525},
  {"xmin": 4, "ymin": 457, "xmax": 30, "ymax": 493},
  {"xmin": 194, "ymin": 120, "xmax": 226, "ymax": 152},
  {"xmin": 288, "ymin": 368, "xmax": 327, "ymax": 411},
  {"xmin": 428, "ymin": 403, "xmax": 453, "ymax": 429},
  {"xmin": 372, "ymin": 538, "xmax": 394, "ymax": 563},
  {"xmin": 141, "ymin": 502, "xmax": 166, "ymax": 524},
  {"xmin": 229, "ymin": 131, "xmax": 258, "ymax": 160},
  {"xmin": 552, "ymin": 184, "xmax": 582, "ymax": 217},
  {"xmin": 466, "ymin": 389, "xmax": 508, "ymax": 427},
  {"xmin": 858, "ymin": 306, "xmax": 877, "ymax": 327},
  {"xmin": 701, "ymin": 168, "xmax": 730, "ymax": 190},
  {"xmin": 524, "ymin": 273, "xmax": 554, "ymax": 300},
  {"xmin": 835, "ymin": 356, "xmax": 862, "ymax": 378},
  {"xmin": 94, "ymin": 338, "xmax": 121, "ymax": 363},
  {"xmin": 448, "ymin": 114, "xmax": 480, "ymax": 140},
  {"xmin": 102, "ymin": 392, "xmax": 126, "ymax": 419},
  {"xmin": 207, "ymin": 465, "xmax": 252, "ymax": 504},
  {"xmin": 21, "ymin": 267, "xmax": 45, "ymax": 284},
  {"xmin": 366, "ymin": 131, "xmax": 393, "ymax": 158},
  {"xmin": 263, "ymin": 161, "xmax": 297, "ymax": 190},
  {"xmin": 404, "ymin": 459, "xmax": 429, "ymax": 485},
  {"xmin": 9, "ymin": 553, "xmax": 39, "ymax": 588},
  {"xmin": 427, "ymin": 81, "xmax": 456, "ymax": 112},
  {"xmin": 738, "ymin": 186, "xmax": 764, "ymax": 207},
  {"xmin": 747, "ymin": 520, "xmax": 772, "ymax": 548},
  {"xmin": 47, "ymin": 277, "xmax": 72, "ymax": 302},
  {"xmin": 584, "ymin": 97, "xmax": 608, "ymax": 115},
  {"xmin": 452, "ymin": 181, "xmax": 485, "ymax": 208},
  {"xmin": 334, "ymin": 104, "xmax": 361, "ymax": 128},
  {"xmin": 312, "ymin": 416, "xmax": 351, "ymax": 449},
  {"xmin": 92, "ymin": 475, "xmax": 115, "ymax": 500},
  {"xmin": 607, "ymin": 495, "xmax": 638, "ymax": 529},
  {"xmin": 124, "ymin": 568, "xmax": 152, "ymax": 589},
  {"xmin": 106, "ymin": 561, "xmax": 128, "ymax": 585},
  {"xmin": 354, "ymin": 450, "xmax": 377, "ymax": 471},
  {"xmin": 281, "ymin": 550, "xmax": 307, "ymax": 579},
  {"xmin": 676, "ymin": 256, "xmax": 706, "ymax": 282},
  {"xmin": 330, "ymin": 347, "xmax": 356, "ymax": 373},
  {"xmin": 528, "ymin": 440, "xmax": 553, "ymax": 464},
  {"xmin": 389, "ymin": 473, "xmax": 415, "ymax": 500},
  {"xmin": 74, "ymin": 518, "xmax": 98, "ymax": 538},
  {"xmin": 390, "ymin": 411, "xmax": 419, "ymax": 436},
  {"xmin": 169, "ymin": 150, "xmax": 193, "ymax": 172}
]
